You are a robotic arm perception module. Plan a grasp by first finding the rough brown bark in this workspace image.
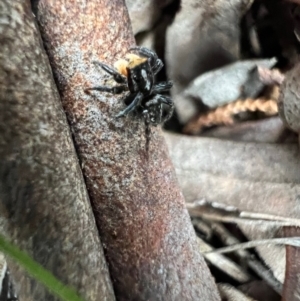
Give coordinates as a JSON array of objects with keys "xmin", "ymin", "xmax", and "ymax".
[
  {"xmin": 281, "ymin": 227, "xmax": 300, "ymax": 301},
  {"xmin": 33, "ymin": 0, "xmax": 221, "ymax": 300},
  {"xmin": 0, "ymin": 1, "xmax": 115, "ymax": 300}
]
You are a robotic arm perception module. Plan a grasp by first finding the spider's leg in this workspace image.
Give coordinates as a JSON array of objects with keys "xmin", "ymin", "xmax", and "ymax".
[
  {"xmin": 146, "ymin": 94, "xmax": 173, "ymax": 107},
  {"xmin": 152, "ymin": 59, "xmax": 164, "ymax": 76},
  {"xmin": 145, "ymin": 94, "xmax": 160, "ymax": 106},
  {"xmin": 116, "ymin": 92, "xmax": 143, "ymax": 118},
  {"xmin": 144, "ymin": 95, "xmax": 163, "ymax": 126},
  {"xmin": 129, "ymin": 46, "xmax": 164, "ymax": 75},
  {"xmin": 146, "ymin": 95, "xmax": 174, "ymax": 123},
  {"xmin": 129, "ymin": 46, "xmax": 160, "ymax": 68},
  {"xmin": 85, "ymin": 85, "xmax": 127, "ymax": 94},
  {"xmin": 152, "ymin": 81, "xmax": 173, "ymax": 94},
  {"xmin": 159, "ymin": 95, "xmax": 175, "ymax": 122},
  {"xmin": 129, "ymin": 46, "xmax": 158, "ymax": 62},
  {"xmin": 142, "ymin": 109, "xmax": 151, "ymax": 151},
  {"xmin": 159, "ymin": 95, "xmax": 173, "ymax": 106},
  {"xmin": 158, "ymin": 103, "xmax": 163, "ymax": 124},
  {"xmin": 92, "ymin": 61, "xmax": 127, "ymax": 84},
  {"xmin": 150, "ymin": 103, "xmax": 163, "ymax": 126}
]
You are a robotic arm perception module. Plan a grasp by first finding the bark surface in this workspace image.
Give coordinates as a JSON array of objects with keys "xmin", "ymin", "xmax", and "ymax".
[
  {"xmin": 0, "ymin": 1, "xmax": 115, "ymax": 300},
  {"xmin": 33, "ymin": 0, "xmax": 221, "ymax": 300}
]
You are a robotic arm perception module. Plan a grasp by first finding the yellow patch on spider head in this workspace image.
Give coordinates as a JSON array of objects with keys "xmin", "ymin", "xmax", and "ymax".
[
  {"xmin": 114, "ymin": 53, "xmax": 147, "ymax": 78},
  {"xmin": 114, "ymin": 59, "xmax": 129, "ymax": 77},
  {"xmin": 125, "ymin": 53, "xmax": 147, "ymax": 69}
]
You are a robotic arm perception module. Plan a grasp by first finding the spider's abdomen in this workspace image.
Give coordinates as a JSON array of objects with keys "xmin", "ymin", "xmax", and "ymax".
[{"xmin": 127, "ymin": 60, "xmax": 154, "ymax": 95}]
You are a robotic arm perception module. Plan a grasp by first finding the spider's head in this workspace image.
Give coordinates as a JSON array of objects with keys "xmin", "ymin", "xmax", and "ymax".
[
  {"xmin": 113, "ymin": 53, "xmax": 154, "ymax": 94},
  {"xmin": 125, "ymin": 54, "xmax": 153, "ymax": 94}
]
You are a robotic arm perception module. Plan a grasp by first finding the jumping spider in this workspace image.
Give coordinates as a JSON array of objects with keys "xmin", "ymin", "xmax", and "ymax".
[{"xmin": 85, "ymin": 46, "xmax": 174, "ymax": 141}]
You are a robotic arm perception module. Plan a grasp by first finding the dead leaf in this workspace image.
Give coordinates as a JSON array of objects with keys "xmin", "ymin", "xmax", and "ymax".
[
  {"xmin": 164, "ymin": 132, "xmax": 300, "ymax": 218},
  {"xmin": 165, "ymin": 0, "xmax": 255, "ymax": 122},
  {"xmin": 218, "ymin": 283, "xmax": 257, "ymax": 301},
  {"xmin": 180, "ymin": 58, "xmax": 277, "ymax": 109},
  {"xmin": 201, "ymin": 117, "xmax": 288, "ymax": 143}
]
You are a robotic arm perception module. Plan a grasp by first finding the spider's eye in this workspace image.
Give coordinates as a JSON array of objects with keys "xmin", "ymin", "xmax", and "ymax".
[{"xmin": 133, "ymin": 74, "xmax": 140, "ymax": 82}]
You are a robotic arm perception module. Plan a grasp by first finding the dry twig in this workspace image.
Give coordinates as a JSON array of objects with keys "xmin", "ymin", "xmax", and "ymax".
[{"xmin": 184, "ymin": 97, "xmax": 278, "ymax": 135}]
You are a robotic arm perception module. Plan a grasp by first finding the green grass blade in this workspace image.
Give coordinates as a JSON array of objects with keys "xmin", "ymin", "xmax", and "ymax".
[{"xmin": 0, "ymin": 234, "xmax": 85, "ymax": 301}]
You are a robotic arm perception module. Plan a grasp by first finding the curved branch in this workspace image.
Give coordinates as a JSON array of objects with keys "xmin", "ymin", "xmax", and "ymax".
[
  {"xmin": 0, "ymin": 1, "xmax": 115, "ymax": 300},
  {"xmin": 33, "ymin": 0, "xmax": 221, "ymax": 300}
]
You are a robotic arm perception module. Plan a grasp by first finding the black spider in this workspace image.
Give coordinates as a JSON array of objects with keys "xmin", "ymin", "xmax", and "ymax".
[{"xmin": 85, "ymin": 47, "xmax": 174, "ymax": 139}]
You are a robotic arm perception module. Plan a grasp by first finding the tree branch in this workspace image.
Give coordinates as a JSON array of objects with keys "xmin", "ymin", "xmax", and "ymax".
[
  {"xmin": 33, "ymin": 0, "xmax": 221, "ymax": 300},
  {"xmin": 0, "ymin": 1, "xmax": 115, "ymax": 300}
]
